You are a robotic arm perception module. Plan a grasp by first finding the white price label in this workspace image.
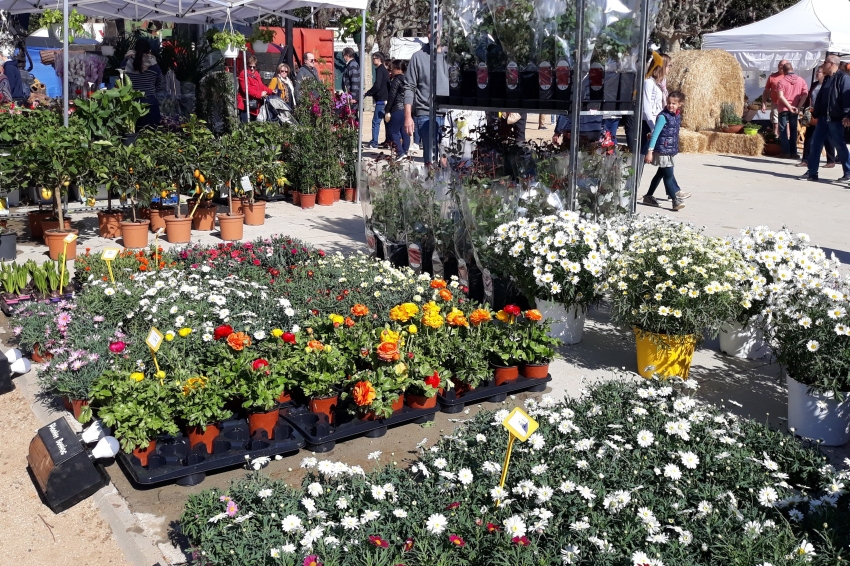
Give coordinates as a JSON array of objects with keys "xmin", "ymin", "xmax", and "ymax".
[
  {"xmin": 146, "ymin": 327, "xmax": 164, "ymax": 352},
  {"xmin": 240, "ymin": 176, "xmax": 254, "ymax": 193},
  {"xmin": 63, "ymin": 233, "xmax": 78, "ymax": 243},
  {"xmin": 502, "ymin": 407, "xmax": 539, "ymax": 442},
  {"xmin": 102, "ymin": 248, "xmax": 119, "ymax": 261}
]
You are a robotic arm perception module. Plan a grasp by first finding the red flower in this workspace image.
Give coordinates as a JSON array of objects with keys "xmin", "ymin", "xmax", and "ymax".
[
  {"xmin": 252, "ymin": 359, "xmax": 269, "ymax": 370},
  {"xmin": 368, "ymin": 535, "xmax": 389, "ymax": 548},
  {"xmin": 425, "ymin": 371, "xmax": 440, "ymax": 389},
  {"xmin": 445, "ymin": 502, "xmax": 460, "ymax": 510},
  {"xmin": 448, "ymin": 534, "xmax": 465, "ymax": 547},
  {"xmin": 403, "ymin": 538, "xmax": 414, "ymax": 552},
  {"xmin": 109, "ymin": 341, "xmax": 126, "ymax": 353},
  {"xmin": 504, "ymin": 304, "xmax": 521, "ymax": 316},
  {"xmin": 282, "ymin": 332, "xmax": 296, "ymax": 344},
  {"xmin": 512, "ymin": 536, "xmax": 530, "ymax": 546},
  {"xmin": 486, "ymin": 522, "xmax": 501, "ymax": 533},
  {"xmin": 253, "ymin": 259, "xmax": 261, "ymax": 266},
  {"xmin": 213, "ymin": 324, "xmax": 234, "ymax": 340}
]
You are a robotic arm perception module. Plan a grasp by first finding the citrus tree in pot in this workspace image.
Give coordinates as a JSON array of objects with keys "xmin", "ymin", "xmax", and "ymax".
[
  {"xmin": 111, "ymin": 142, "xmax": 154, "ymax": 249},
  {"xmin": 211, "ymin": 133, "xmax": 245, "ymax": 241}
]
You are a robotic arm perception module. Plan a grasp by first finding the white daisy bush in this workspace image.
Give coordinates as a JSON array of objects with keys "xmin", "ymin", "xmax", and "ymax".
[
  {"xmin": 608, "ymin": 215, "xmax": 748, "ymax": 339},
  {"xmin": 487, "ymin": 211, "xmax": 622, "ymax": 309},
  {"xmin": 180, "ymin": 378, "xmax": 849, "ymax": 565}
]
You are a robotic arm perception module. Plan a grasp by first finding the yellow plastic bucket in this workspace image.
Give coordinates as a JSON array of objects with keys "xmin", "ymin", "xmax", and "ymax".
[{"xmin": 634, "ymin": 328, "xmax": 697, "ymax": 379}]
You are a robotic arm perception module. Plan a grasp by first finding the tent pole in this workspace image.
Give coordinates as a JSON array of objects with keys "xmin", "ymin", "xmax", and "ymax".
[
  {"xmin": 243, "ymin": 49, "xmax": 250, "ymax": 122},
  {"xmin": 567, "ymin": 0, "xmax": 585, "ymax": 212},
  {"xmin": 62, "ymin": 0, "xmax": 69, "ymax": 127},
  {"xmin": 356, "ymin": 10, "xmax": 365, "ymax": 176},
  {"xmin": 284, "ymin": 12, "xmax": 293, "ymax": 71},
  {"xmin": 428, "ymin": 0, "xmax": 436, "ymax": 166},
  {"xmin": 630, "ymin": 0, "xmax": 652, "ymax": 214}
]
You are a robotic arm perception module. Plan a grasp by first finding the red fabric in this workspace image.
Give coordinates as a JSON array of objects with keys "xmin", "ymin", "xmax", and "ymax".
[
  {"xmin": 776, "ymin": 74, "xmax": 809, "ymax": 111},
  {"xmin": 766, "ymin": 72, "xmax": 783, "ymax": 106},
  {"xmin": 236, "ymin": 69, "xmax": 268, "ymax": 115}
]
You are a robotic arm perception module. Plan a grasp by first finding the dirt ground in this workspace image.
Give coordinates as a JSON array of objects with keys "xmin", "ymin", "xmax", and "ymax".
[{"xmin": 0, "ymin": 385, "xmax": 128, "ymax": 566}]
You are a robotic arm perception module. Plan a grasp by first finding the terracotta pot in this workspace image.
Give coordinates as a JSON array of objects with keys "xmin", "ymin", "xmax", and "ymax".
[
  {"xmin": 32, "ymin": 343, "xmax": 53, "ymax": 363},
  {"xmin": 241, "ymin": 199, "xmax": 267, "ymax": 225},
  {"xmin": 61, "ymin": 396, "xmax": 73, "ymax": 411},
  {"xmin": 28, "ymin": 211, "xmax": 53, "ymax": 239},
  {"xmin": 292, "ymin": 191, "xmax": 302, "ymax": 206},
  {"xmin": 300, "ymin": 192, "xmax": 316, "ymax": 209},
  {"xmin": 450, "ymin": 378, "xmax": 475, "ymax": 396},
  {"xmin": 217, "ymin": 213, "xmax": 244, "ymax": 241},
  {"xmin": 360, "ymin": 411, "xmax": 377, "ymax": 421},
  {"xmin": 132, "ymin": 440, "xmax": 157, "ymax": 467},
  {"xmin": 186, "ymin": 423, "xmax": 221, "ymax": 454},
  {"xmin": 138, "ymin": 208, "xmax": 151, "ymax": 221},
  {"xmin": 344, "ymin": 187, "xmax": 356, "ymax": 202},
  {"xmin": 391, "ymin": 392, "xmax": 404, "ymax": 413},
  {"xmin": 248, "ymin": 408, "xmax": 280, "ymax": 439},
  {"xmin": 40, "ymin": 218, "xmax": 72, "ymax": 242},
  {"xmin": 520, "ymin": 363, "xmax": 550, "ymax": 379},
  {"xmin": 317, "ymin": 188, "xmax": 335, "ymax": 206},
  {"xmin": 309, "ymin": 394, "xmax": 338, "ymax": 424},
  {"xmin": 70, "ymin": 399, "xmax": 89, "ymax": 421},
  {"xmin": 97, "ymin": 211, "xmax": 123, "ymax": 238},
  {"xmin": 722, "ymin": 124, "xmax": 744, "ymax": 134},
  {"xmin": 493, "ymin": 364, "xmax": 520, "ymax": 386},
  {"xmin": 333, "ymin": 188, "xmax": 340, "ymax": 202},
  {"xmin": 277, "ymin": 390, "xmax": 292, "ymax": 404},
  {"xmin": 406, "ymin": 393, "xmax": 438, "ymax": 410},
  {"xmin": 44, "ymin": 229, "xmax": 79, "ymax": 261},
  {"xmin": 191, "ymin": 205, "xmax": 216, "ymax": 231},
  {"xmin": 764, "ymin": 143, "xmax": 782, "ymax": 156},
  {"xmin": 148, "ymin": 207, "xmax": 175, "ymax": 233},
  {"xmin": 164, "ymin": 215, "xmax": 192, "ymax": 244},
  {"xmin": 120, "ymin": 220, "xmax": 150, "ymax": 249}
]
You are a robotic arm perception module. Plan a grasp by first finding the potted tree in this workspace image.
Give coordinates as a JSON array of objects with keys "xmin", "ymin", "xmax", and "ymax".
[
  {"xmin": 114, "ymin": 143, "xmax": 153, "ymax": 249},
  {"xmin": 249, "ymin": 26, "xmax": 276, "ymax": 54},
  {"xmin": 213, "ymin": 135, "xmax": 245, "ymax": 240}
]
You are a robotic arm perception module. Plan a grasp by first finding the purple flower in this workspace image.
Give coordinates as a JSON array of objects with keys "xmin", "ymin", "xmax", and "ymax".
[
  {"xmin": 56, "ymin": 312, "xmax": 72, "ymax": 327},
  {"xmin": 71, "ymin": 360, "xmax": 84, "ymax": 371},
  {"xmin": 56, "ymin": 362, "xmax": 69, "ymax": 371},
  {"xmin": 225, "ymin": 501, "xmax": 238, "ymax": 517},
  {"xmin": 12, "ymin": 326, "xmax": 22, "ymax": 335},
  {"xmin": 93, "ymin": 315, "xmax": 105, "ymax": 322},
  {"xmin": 88, "ymin": 353, "xmax": 100, "ymax": 362}
]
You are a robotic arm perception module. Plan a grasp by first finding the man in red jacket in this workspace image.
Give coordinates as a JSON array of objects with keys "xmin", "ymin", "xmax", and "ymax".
[{"xmin": 237, "ymin": 55, "xmax": 269, "ymax": 122}]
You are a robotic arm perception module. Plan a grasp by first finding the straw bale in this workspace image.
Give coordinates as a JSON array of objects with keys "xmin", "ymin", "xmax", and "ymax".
[
  {"xmin": 678, "ymin": 129, "xmax": 708, "ymax": 153},
  {"xmin": 667, "ymin": 49, "xmax": 744, "ymax": 132},
  {"xmin": 700, "ymin": 131, "xmax": 764, "ymax": 156}
]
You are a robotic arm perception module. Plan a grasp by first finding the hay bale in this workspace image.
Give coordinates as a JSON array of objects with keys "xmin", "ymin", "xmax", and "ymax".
[
  {"xmin": 700, "ymin": 131, "xmax": 764, "ymax": 156},
  {"xmin": 679, "ymin": 130, "xmax": 708, "ymax": 153},
  {"xmin": 667, "ymin": 49, "xmax": 744, "ymax": 132}
]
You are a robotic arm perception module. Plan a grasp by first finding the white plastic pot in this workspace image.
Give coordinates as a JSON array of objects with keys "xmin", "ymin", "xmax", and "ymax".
[
  {"xmin": 787, "ymin": 376, "xmax": 850, "ymax": 446},
  {"xmin": 222, "ymin": 45, "xmax": 239, "ymax": 59},
  {"xmin": 719, "ymin": 319, "xmax": 768, "ymax": 360},
  {"xmin": 252, "ymin": 41, "xmax": 269, "ymax": 54},
  {"xmin": 10, "ymin": 358, "xmax": 31, "ymax": 374},
  {"xmin": 536, "ymin": 300, "xmax": 586, "ymax": 345}
]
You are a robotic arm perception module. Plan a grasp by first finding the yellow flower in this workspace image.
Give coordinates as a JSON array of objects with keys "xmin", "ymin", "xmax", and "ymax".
[
  {"xmin": 495, "ymin": 309, "xmax": 510, "ymax": 323},
  {"xmin": 165, "ymin": 331, "xmax": 175, "ymax": 341},
  {"xmin": 155, "ymin": 370, "xmax": 166, "ymax": 380},
  {"xmin": 393, "ymin": 362, "xmax": 408, "ymax": 376},
  {"xmin": 423, "ymin": 312, "xmax": 445, "ymax": 329},
  {"xmin": 446, "ymin": 307, "xmax": 469, "ymax": 327},
  {"xmin": 328, "ymin": 313, "xmax": 344, "ymax": 325},
  {"xmin": 271, "ymin": 328, "xmax": 284, "ymax": 338},
  {"xmin": 408, "ymin": 324, "xmax": 418, "ymax": 335},
  {"xmin": 130, "ymin": 372, "xmax": 144, "ymax": 382},
  {"xmin": 380, "ymin": 328, "xmax": 401, "ymax": 344},
  {"xmin": 178, "ymin": 327, "xmax": 192, "ymax": 337},
  {"xmin": 324, "ymin": 344, "xmax": 333, "ymax": 352},
  {"xmin": 423, "ymin": 301, "xmax": 441, "ymax": 315}
]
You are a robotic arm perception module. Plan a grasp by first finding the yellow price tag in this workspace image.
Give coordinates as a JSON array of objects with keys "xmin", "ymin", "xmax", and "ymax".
[
  {"xmin": 145, "ymin": 327, "xmax": 164, "ymax": 352},
  {"xmin": 502, "ymin": 407, "xmax": 539, "ymax": 442},
  {"xmin": 63, "ymin": 233, "xmax": 78, "ymax": 243},
  {"xmin": 101, "ymin": 248, "xmax": 119, "ymax": 261}
]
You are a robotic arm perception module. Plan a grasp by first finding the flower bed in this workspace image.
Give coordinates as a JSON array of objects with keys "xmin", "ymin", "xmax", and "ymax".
[{"xmin": 180, "ymin": 378, "xmax": 850, "ymax": 565}]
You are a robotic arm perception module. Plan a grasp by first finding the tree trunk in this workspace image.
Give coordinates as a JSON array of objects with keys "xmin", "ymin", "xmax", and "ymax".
[{"xmin": 660, "ymin": 37, "xmax": 681, "ymax": 53}]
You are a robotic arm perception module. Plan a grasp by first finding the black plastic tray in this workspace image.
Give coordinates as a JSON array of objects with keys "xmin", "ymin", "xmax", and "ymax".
[
  {"xmin": 116, "ymin": 415, "xmax": 304, "ymax": 486},
  {"xmin": 438, "ymin": 374, "xmax": 552, "ymax": 414},
  {"xmin": 257, "ymin": 194, "xmax": 289, "ymax": 202},
  {"xmin": 281, "ymin": 404, "xmax": 438, "ymax": 453}
]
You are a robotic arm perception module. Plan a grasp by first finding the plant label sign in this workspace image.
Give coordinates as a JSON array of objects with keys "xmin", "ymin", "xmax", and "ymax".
[
  {"xmin": 146, "ymin": 327, "xmax": 164, "ymax": 353},
  {"xmin": 101, "ymin": 249, "xmax": 119, "ymax": 261},
  {"xmin": 240, "ymin": 176, "xmax": 254, "ymax": 193},
  {"xmin": 63, "ymin": 233, "xmax": 78, "ymax": 244},
  {"xmin": 155, "ymin": 227, "xmax": 164, "ymax": 236},
  {"xmin": 502, "ymin": 407, "xmax": 538, "ymax": 442}
]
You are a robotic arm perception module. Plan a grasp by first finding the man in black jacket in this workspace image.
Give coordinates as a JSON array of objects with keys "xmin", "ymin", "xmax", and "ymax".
[
  {"xmin": 801, "ymin": 54, "xmax": 850, "ymax": 182},
  {"xmin": 364, "ymin": 52, "xmax": 389, "ymax": 149},
  {"xmin": 341, "ymin": 47, "xmax": 361, "ymax": 109}
]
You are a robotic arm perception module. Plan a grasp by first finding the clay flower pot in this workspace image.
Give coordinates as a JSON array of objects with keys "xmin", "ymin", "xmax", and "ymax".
[
  {"xmin": 278, "ymin": 390, "xmax": 292, "ymax": 404},
  {"xmin": 191, "ymin": 205, "xmax": 216, "ymax": 231},
  {"xmin": 406, "ymin": 393, "xmax": 437, "ymax": 410},
  {"xmin": 391, "ymin": 392, "xmax": 404, "ymax": 413},
  {"xmin": 309, "ymin": 394, "xmax": 338, "ymax": 425},
  {"xmin": 121, "ymin": 220, "xmax": 150, "ymax": 249},
  {"xmin": 333, "ymin": 188, "xmax": 340, "ymax": 202},
  {"xmin": 300, "ymin": 192, "xmax": 317, "ymax": 209},
  {"xmin": 70, "ymin": 399, "xmax": 89, "ymax": 421},
  {"xmin": 97, "ymin": 211, "xmax": 123, "ymax": 238},
  {"xmin": 344, "ymin": 187, "xmax": 356, "ymax": 202},
  {"xmin": 28, "ymin": 210, "xmax": 53, "ymax": 239},
  {"xmin": 291, "ymin": 191, "xmax": 302, "ymax": 206},
  {"xmin": 492, "ymin": 364, "xmax": 519, "ymax": 386},
  {"xmin": 40, "ymin": 218, "xmax": 72, "ymax": 242},
  {"xmin": 44, "ymin": 229, "xmax": 79, "ymax": 261},
  {"xmin": 520, "ymin": 363, "xmax": 550, "ymax": 379},
  {"xmin": 217, "ymin": 213, "xmax": 244, "ymax": 241},
  {"xmin": 32, "ymin": 343, "xmax": 53, "ymax": 363},
  {"xmin": 148, "ymin": 207, "xmax": 175, "ymax": 233},
  {"xmin": 317, "ymin": 188, "xmax": 335, "ymax": 206},
  {"xmin": 186, "ymin": 423, "xmax": 221, "ymax": 454},
  {"xmin": 248, "ymin": 408, "xmax": 280, "ymax": 439},
  {"xmin": 133, "ymin": 440, "xmax": 157, "ymax": 467},
  {"xmin": 241, "ymin": 199, "xmax": 267, "ymax": 226},
  {"xmin": 164, "ymin": 215, "xmax": 192, "ymax": 244}
]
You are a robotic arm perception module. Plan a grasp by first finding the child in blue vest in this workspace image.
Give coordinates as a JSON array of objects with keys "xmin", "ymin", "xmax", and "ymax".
[{"xmin": 642, "ymin": 90, "xmax": 691, "ymax": 211}]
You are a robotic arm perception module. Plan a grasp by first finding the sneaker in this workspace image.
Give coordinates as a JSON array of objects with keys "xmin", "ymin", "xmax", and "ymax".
[
  {"xmin": 409, "ymin": 143, "xmax": 420, "ymax": 152},
  {"xmin": 672, "ymin": 198, "xmax": 686, "ymax": 211},
  {"xmin": 642, "ymin": 194, "xmax": 660, "ymax": 207},
  {"xmin": 838, "ymin": 174, "xmax": 850, "ymax": 182},
  {"xmin": 395, "ymin": 154, "xmax": 408, "ymax": 162},
  {"xmin": 799, "ymin": 173, "xmax": 818, "ymax": 181},
  {"xmin": 676, "ymin": 192, "xmax": 692, "ymax": 200}
]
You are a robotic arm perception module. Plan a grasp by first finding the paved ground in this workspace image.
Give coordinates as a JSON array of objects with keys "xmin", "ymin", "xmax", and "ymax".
[{"xmin": 3, "ymin": 140, "xmax": 850, "ymax": 565}]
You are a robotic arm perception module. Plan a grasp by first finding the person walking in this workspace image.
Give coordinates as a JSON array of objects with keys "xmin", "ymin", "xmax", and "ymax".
[
  {"xmin": 642, "ymin": 91, "xmax": 690, "ymax": 211},
  {"xmin": 762, "ymin": 59, "xmax": 788, "ymax": 138},
  {"xmin": 385, "ymin": 60, "xmax": 410, "ymax": 159},
  {"xmin": 798, "ymin": 65, "xmax": 835, "ymax": 168},
  {"xmin": 236, "ymin": 55, "xmax": 269, "ymax": 123},
  {"xmin": 775, "ymin": 62, "xmax": 808, "ymax": 159},
  {"xmin": 800, "ymin": 54, "xmax": 850, "ymax": 182},
  {"xmin": 363, "ymin": 52, "xmax": 389, "ymax": 149},
  {"xmin": 404, "ymin": 32, "xmax": 449, "ymax": 166},
  {"xmin": 341, "ymin": 47, "xmax": 361, "ymax": 109},
  {"xmin": 122, "ymin": 39, "xmax": 163, "ymax": 130},
  {"xmin": 295, "ymin": 51, "xmax": 320, "ymax": 102},
  {"xmin": 0, "ymin": 49, "xmax": 25, "ymax": 104},
  {"xmin": 634, "ymin": 53, "xmax": 668, "ymax": 188},
  {"xmin": 268, "ymin": 63, "xmax": 296, "ymax": 109}
]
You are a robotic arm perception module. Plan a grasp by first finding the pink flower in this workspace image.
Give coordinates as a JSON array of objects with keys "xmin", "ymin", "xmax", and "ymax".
[
  {"xmin": 225, "ymin": 500, "xmax": 238, "ymax": 517},
  {"xmin": 303, "ymin": 556, "xmax": 322, "ymax": 566},
  {"xmin": 109, "ymin": 341, "xmax": 126, "ymax": 354},
  {"xmin": 56, "ymin": 312, "xmax": 72, "ymax": 327}
]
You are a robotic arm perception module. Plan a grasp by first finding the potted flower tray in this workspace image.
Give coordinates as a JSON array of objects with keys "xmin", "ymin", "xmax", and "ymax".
[{"xmin": 437, "ymin": 374, "xmax": 552, "ymax": 414}]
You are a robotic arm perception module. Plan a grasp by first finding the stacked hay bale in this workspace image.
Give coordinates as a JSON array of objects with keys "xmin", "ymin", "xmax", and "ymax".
[{"xmin": 667, "ymin": 49, "xmax": 745, "ymax": 132}]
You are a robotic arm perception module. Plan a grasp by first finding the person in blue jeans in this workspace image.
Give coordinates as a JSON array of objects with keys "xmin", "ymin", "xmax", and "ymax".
[
  {"xmin": 385, "ymin": 60, "xmax": 410, "ymax": 158},
  {"xmin": 801, "ymin": 54, "xmax": 850, "ymax": 182},
  {"xmin": 642, "ymin": 91, "xmax": 690, "ymax": 211},
  {"xmin": 363, "ymin": 52, "xmax": 389, "ymax": 149},
  {"xmin": 403, "ymin": 35, "xmax": 448, "ymax": 166}
]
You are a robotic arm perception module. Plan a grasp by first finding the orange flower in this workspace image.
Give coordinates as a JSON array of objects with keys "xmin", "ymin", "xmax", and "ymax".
[
  {"xmin": 307, "ymin": 339, "xmax": 324, "ymax": 351},
  {"xmin": 352, "ymin": 380, "xmax": 377, "ymax": 406},
  {"xmin": 446, "ymin": 308, "xmax": 469, "ymax": 327},
  {"xmin": 351, "ymin": 304, "xmax": 369, "ymax": 317},
  {"xmin": 525, "ymin": 309, "xmax": 543, "ymax": 321},
  {"xmin": 226, "ymin": 332, "xmax": 252, "ymax": 351},
  {"xmin": 495, "ymin": 310, "xmax": 510, "ymax": 323},
  {"xmin": 439, "ymin": 289, "xmax": 453, "ymax": 301},
  {"xmin": 430, "ymin": 279, "xmax": 447, "ymax": 289},
  {"xmin": 390, "ymin": 303, "xmax": 419, "ymax": 322},
  {"xmin": 344, "ymin": 317, "xmax": 356, "ymax": 327},
  {"xmin": 470, "ymin": 309, "xmax": 492, "ymax": 326},
  {"xmin": 376, "ymin": 340, "xmax": 401, "ymax": 361}
]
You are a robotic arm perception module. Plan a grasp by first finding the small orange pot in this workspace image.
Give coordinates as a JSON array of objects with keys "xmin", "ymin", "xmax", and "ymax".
[
  {"xmin": 248, "ymin": 409, "xmax": 280, "ymax": 439},
  {"xmin": 406, "ymin": 393, "xmax": 437, "ymax": 410},
  {"xmin": 186, "ymin": 423, "xmax": 220, "ymax": 454},
  {"xmin": 32, "ymin": 343, "xmax": 53, "ymax": 363},
  {"xmin": 278, "ymin": 390, "xmax": 292, "ymax": 404},
  {"xmin": 97, "ymin": 211, "xmax": 123, "ymax": 238},
  {"xmin": 149, "ymin": 208, "xmax": 175, "ymax": 233},
  {"xmin": 450, "ymin": 378, "xmax": 476, "ymax": 396},
  {"xmin": 333, "ymin": 188, "xmax": 340, "ymax": 202},
  {"xmin": 133, "ymin": 440, "xmax": 157, "ymax": 467},
  {"xmin": 317, "ymin": 188, "xmax": 335, "ymax": 206},
  {"xmin": 493, "ymin": 364, "xmax": 519, "ymax": 386},
  {"xmin": 121, "ymin": 220, "xmax": 150, "ymax": 249},
  {"xmin": 300, "ymin": 192, "xmax": 316, "ymax": 209},
  {"xmin": 391, "ymin": 392, "xmax": 404, "ymax": 413},
  {"xmin": 44, "ymin": 229, "xmax": 79, "ymax": 260},
  {"xmin": 309, "ymin": 394, "xmax": 338, "ymax": 424},
  {"xmin": 164, "ymin": 215, "xmax": 192, "ymax": 244},
  {"xmin": 241, "ymin": 200, "xmax": 267, "ymax": 225},
  {"xmin": 191, "ymin": 206, "xmax": 216, "ymax": 231},
  {"xmin": 520, "ymin": 363, "xmax": 549, "ymax": 379},
  {"xmin": 217, "ymin": 213, "xmax": 244, "ymax": 241},
  {"xmin": 292, "ymin": 191, "xmax": 301, "ymax": 206},
  {"xmin": 344, "ymin": 187, "xmax": 356, "ymax": 202},
  {"xmin": 70, "ymin": 399, "xmax": 89, "ymax": 421},
  {"xmin": 28, "ymin": 211, "xmax": 53, "ymax": 239}
]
